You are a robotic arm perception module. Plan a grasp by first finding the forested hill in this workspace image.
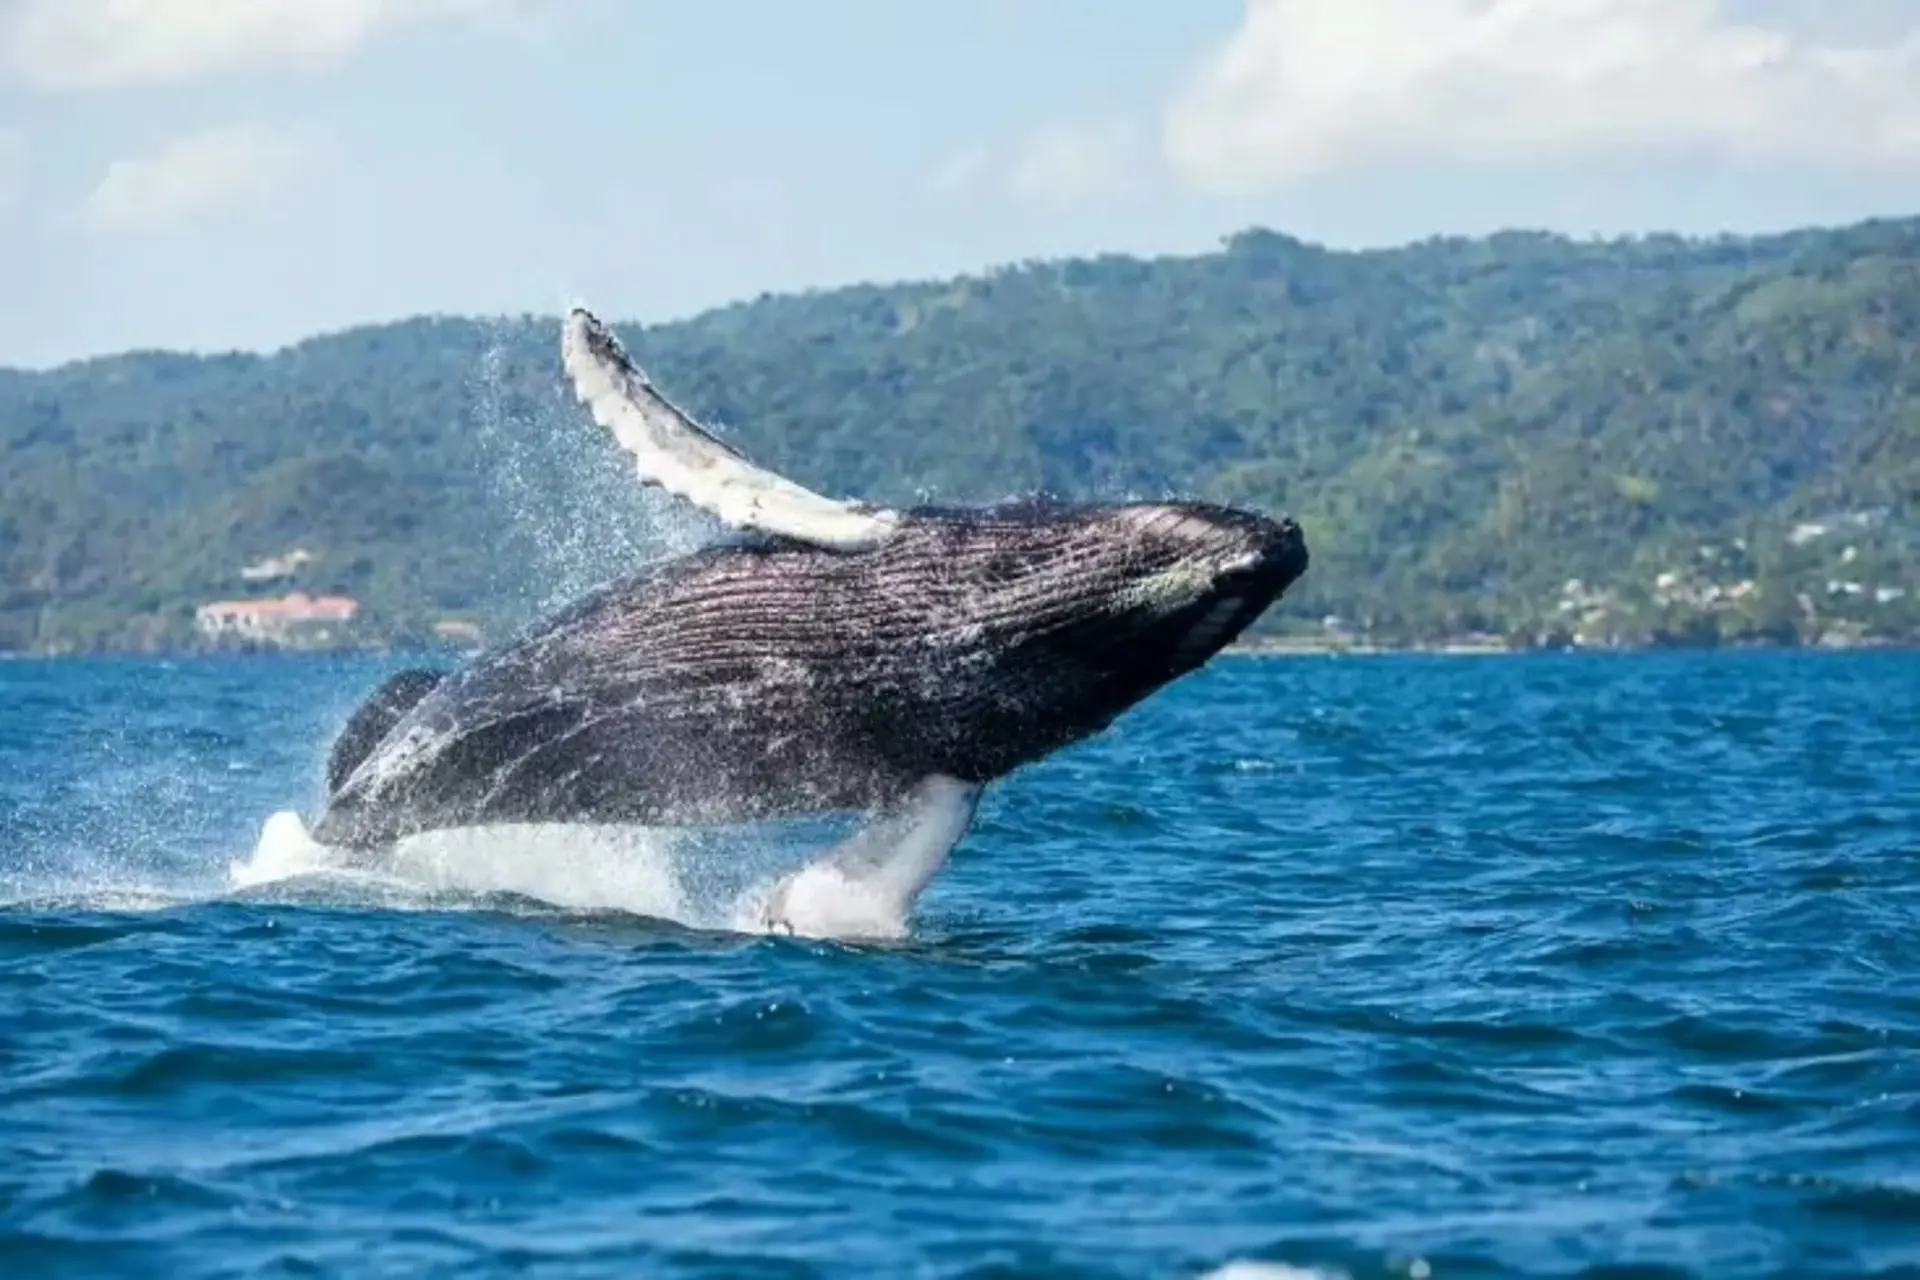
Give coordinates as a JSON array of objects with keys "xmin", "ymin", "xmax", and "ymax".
[{"xmin": 3, "ymin": 218, "xmax": 1917, "ymax": 655}]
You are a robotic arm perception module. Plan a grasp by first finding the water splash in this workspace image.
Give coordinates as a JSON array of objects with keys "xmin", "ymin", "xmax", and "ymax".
[
  {"xmin": 466, "ymin": 321, "xmax": 715, "ymax": 628},
  {"xmin": 228, "ymin": 807, "xmax": 913, "ymax": 940}
]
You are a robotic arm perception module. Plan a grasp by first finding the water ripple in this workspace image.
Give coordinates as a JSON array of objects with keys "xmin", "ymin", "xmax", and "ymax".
[{"xmin": 0, "ymin": 652, "xmax": 1916, "ymax": 1277}]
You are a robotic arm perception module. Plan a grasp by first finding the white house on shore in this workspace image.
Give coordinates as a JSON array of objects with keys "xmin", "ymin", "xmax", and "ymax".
[
  {"xmin": 195, "ymin": 593, "xmax": 360, "ymax": 645},
  {"xmin": 238, "ymin": 548, "xmax": 317, "ymax": 583}
]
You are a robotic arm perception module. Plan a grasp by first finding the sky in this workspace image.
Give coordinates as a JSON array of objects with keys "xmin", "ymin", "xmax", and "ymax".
[{"xmin": 2, "ymin": 0, "xmax": 1919, "ymax": 368}]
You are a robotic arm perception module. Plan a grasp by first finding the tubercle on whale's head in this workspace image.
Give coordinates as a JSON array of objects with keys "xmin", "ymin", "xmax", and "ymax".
[{"xmin": 1110, "ymin": 501, "xmax": 1306, "ymax": 599}]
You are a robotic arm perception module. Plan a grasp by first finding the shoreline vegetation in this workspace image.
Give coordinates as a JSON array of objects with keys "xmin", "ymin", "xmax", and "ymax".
[
  {"xmin": 1230, "ymin": 632, "xmax": 1918, "ymax": 656},
  {"xmin": 3, "ymin": 218, "xmax": 1915, "ymax": 658}
]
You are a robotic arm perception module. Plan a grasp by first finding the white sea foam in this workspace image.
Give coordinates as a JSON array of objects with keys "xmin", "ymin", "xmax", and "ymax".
[
  {"xmin": 1198, "ymin": 1262, "xmax": 1353, "ymax": 1280},
  {"xmin": 228, "ymin": 804, "xmax": 955, "ymax": 942},
  {"xmin": 236, "ymin": 809, "xmax": 731, "ymax": 928}
]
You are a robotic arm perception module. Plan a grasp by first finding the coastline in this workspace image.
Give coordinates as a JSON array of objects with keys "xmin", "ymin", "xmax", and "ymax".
[
  {"xmin": 4, "ymin": 635, "xmax": 1914, "ymax": 663},
  {"xmin": 1226, "ymin": 635, "xmax": 1918, "ymax": 657}
]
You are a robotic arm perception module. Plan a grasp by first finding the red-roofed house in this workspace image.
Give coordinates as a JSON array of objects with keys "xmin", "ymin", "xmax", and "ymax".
[{"xmin": 195, "ymin": 593, "xmax": 360, "ymax": 646}]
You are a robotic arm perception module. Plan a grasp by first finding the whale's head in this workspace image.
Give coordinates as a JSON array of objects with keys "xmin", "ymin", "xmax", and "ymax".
[
  {"xmin": 901, "ymin": 498, "xmax": 1308, "ymax": 776},
  {"xmin": 1083, "ymin": 500, "xmax": 1309, "ymax": 673}
]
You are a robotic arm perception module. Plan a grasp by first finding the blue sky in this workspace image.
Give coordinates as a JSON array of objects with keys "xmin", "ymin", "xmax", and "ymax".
[{"xmin": 2, "ymin": 0, "xmax": 1918, "ymax": 368}]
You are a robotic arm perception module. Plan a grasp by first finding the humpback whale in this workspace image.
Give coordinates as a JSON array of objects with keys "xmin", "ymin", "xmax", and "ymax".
[{"xmin": 308, "ymin": 308, "xmax": 1308, "ymax": 934}]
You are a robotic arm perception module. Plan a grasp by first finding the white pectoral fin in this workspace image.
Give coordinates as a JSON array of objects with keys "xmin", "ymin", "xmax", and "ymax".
[
  {"xmin": 812, "ymin": 775, "xmax": 982, "ymax": 899},
  {"xmin": 560, "ymin": 307, "xmax": 901, "ymax": 551},
  {"xmin": 754, "ymin": 775, "xmax": 983, "ymax": 940}
]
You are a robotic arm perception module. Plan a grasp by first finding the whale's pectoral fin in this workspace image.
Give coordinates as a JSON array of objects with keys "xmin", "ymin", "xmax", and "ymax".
[
  {"xmin": 561, "ymin": 306, "xmax": 903, "ymax": 552},
  {"xmin": 754, "ymin": 775, "xmax": 982, "ymax": 940}
]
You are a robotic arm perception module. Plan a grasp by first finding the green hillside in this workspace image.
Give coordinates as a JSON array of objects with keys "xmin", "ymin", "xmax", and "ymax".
[{"xmin": 2, "ymin": 219, "xmax": 1916, "ymax": 655}]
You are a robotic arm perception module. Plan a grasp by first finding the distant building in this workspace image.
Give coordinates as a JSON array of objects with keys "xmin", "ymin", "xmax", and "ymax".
[
  {"xmin": 238, "ymin": 548, "xmax": 317, "ymax": 583},
  {"xmin": 195, "ymin": 593, "xmax": 359, "ymax": 646},
  {"xmin": 432, "ymin": 619, "xmax": 484, "ymax": 649}
]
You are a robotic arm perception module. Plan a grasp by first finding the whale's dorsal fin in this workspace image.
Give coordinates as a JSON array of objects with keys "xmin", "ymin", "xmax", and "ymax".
[{"xmin": 561, "ymin": 307, "xmax": 902, "ymax": 551}]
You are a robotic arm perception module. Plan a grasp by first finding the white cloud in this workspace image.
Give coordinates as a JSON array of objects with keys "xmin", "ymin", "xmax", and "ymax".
[
  {"xmin": 1164, "ymin": 0, "xmax": 1920, "ymax": 194},
  {"xmin": 1007, "ymin": 119, "xmax": 1143, "ymax": 206},
  {"xmin": 1, "ymin": 0, "xmax": 504, "ymax": 91},
  {"xmin": 0, "ymin": 129, "xmax": 23, "ymax": 207},
  {"xmin": 82, "ymin": 124, "xmax": 308, "ymax": 231}
]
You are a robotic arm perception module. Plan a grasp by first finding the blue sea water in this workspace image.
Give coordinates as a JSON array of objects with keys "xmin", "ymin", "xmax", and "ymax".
[{"xmin": 1, "ymin": 651, "xmax": 1916, "ymax": 1279}]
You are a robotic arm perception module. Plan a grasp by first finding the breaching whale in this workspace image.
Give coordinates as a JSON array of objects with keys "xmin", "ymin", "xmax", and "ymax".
[{"xmin": 307, "ymin": 307, "xmax": 1308, "ymax": 934}]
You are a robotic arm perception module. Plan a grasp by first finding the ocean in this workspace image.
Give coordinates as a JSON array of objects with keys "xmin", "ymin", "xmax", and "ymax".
[{"xmin": 1, "ymin": 651, "xmax": 1915, "ymax": 1278}]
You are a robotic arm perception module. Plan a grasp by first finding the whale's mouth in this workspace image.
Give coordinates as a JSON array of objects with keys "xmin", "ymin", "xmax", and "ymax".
[
  {"xmin": 1176, "ymin": 593, "xmax": 1252, "ymax": 664},
  {"xmin": 1174, "ymin": 515, "xmax": 1307, "ymax": 664}
]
